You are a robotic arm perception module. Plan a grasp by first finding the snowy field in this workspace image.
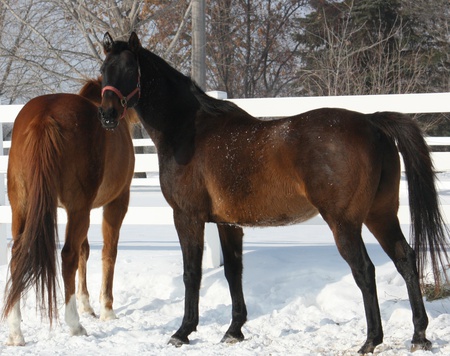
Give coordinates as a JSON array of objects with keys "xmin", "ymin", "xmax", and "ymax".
[{"xmin": 1, "ymin": 173, "xmax": 450, "ymax": 355}]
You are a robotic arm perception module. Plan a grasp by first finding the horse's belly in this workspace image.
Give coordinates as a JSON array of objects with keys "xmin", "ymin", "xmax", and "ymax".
[{"xmin": 211, "ymin": 195, "xmax": 319, "ymax": 227}]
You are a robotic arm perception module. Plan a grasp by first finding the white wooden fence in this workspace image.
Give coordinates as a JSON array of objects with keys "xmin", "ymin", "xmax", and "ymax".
[{"xmin": 1, "ymin": 92, "xmax": 450, "ymax": 266}]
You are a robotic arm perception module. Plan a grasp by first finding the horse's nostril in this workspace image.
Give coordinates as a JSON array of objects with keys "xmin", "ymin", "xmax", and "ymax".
[
  {"xmin": 98, "ymin": 107, "xmax": 105, "ymax": 119},
  {"xmin": 97, "ymin": 106, "xmax": 119, "ymax": 129}
]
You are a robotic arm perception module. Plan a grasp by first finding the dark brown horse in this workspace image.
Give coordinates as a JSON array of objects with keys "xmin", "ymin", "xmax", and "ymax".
[
  {"xmin": 99, "ymin": 32, "xmax": 449, "ymax": 354},
  {"xmin": 2, "ymin": 78, "xmax": 136, "ymax": 345}
]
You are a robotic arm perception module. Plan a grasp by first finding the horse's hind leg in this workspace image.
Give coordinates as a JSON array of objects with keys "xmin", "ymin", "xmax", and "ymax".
[
  {"xmin": 329, "ymin": 221, "xmax": 383, "ymax": 354},
  {"xmin": 217, "ymin": 224, "xmax": 247, "ymax": 343},
  {"xmin": 61, "ymin": 209, "xmax": 91, "ymax": 336},
  {"xmin": 6, "ymin": 207, "xmax": 26, "ymax": 346},
  {"xmin": 365, "ymin": 215, "xmax": 431, "ymax": 351},
  {"xmin": 77, "ymin": 237, "xmax": 95, "ymax": 317},
  {"xmin": 6, "ymin": 302, "xmax": 24, "ymax": 346},
  {"xmin": 6, "ymin": 247, "xmax": 26, "ymax": 346},
  {"xmin": 99, "ymin": 192, "xmax": 129, "ymax": 321}
]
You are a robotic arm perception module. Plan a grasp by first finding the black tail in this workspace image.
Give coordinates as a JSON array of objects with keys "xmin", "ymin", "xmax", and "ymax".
[
  {"xmin": 3, "ymin": 115, "xmax": 62, "ymax": 322},
  {"xmin": 368, "ymin": 112, "xmax": 449, "ymax": 292}
]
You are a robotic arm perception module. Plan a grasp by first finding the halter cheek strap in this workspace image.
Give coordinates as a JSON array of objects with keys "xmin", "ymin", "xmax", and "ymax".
[{"xmin": 101, "ymin": 74, "xmax": 140, "ymax": 119}]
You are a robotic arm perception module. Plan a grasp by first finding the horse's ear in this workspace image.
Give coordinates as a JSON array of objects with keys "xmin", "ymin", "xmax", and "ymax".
[
  {"xmin": 128, "ymin": 32, "xmax": 141, "ymax": 54},
  {"xmin": 103, "ymin": 32, "xmax": 114, "ymax": 54}
]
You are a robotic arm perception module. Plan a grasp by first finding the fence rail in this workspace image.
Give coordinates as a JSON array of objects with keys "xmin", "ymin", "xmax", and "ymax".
[{"xmin": 1, "ymin": 92, "xmax": 449, "ymax": 266}]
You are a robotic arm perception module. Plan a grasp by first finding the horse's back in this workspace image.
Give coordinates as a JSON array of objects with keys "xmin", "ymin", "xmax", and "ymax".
[
  {"xmin": 11, "ymin": 93, "xmax": 104, "ymax": 165},
  {"xmin": 12, "ymin": 93, "xmax": 100, "ymax": 136}
]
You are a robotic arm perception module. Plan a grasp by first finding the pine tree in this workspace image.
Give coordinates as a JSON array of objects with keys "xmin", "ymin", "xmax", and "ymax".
[{"xmin": 293, "ymin": 0, "xmax": 449, "ymax": 96}]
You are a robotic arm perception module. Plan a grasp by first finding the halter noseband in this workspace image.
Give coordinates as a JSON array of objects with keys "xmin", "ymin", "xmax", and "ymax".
[{"xmin": 101, "ymin": 70, "xmax": 141, "ymax": 119}]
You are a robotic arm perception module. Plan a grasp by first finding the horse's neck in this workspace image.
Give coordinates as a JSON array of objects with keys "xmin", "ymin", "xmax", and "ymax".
[
  {"xmin": 123, "ymin": 109, "xmax": 139, "ymax": 135},
  {"xmin": 121, "ymin": 117, "xmax": 133, "ymax": 137},
  {"xmin": 139, "ymin": 71, "xmax": 197, "ymax": 142},
  {"xmin": 137, "ymin": 50, "xmax": 211, "ymax": 162},
  {"xmin": 134, "ymin": 102, "xmax": 176, "ymax": 148}
]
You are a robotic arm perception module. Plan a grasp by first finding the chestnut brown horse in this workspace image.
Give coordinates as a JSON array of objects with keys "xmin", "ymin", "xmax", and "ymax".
[
  {"xmin": 99, "ymin": 32, "xmax": 449, "ymax": 354},
  {"xmin": 2, "ymin": 78, "xmax": 136, "ymax": 345}
]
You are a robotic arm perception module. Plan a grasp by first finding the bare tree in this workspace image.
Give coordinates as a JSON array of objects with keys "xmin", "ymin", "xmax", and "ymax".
[
  {"xmin": 1, "ymin": 0, "xmax": 72, "ymax": 102},
  {"xmin": 0, "ymin": 0, "xmax": 190, "ymax": 103},
  {"xmin": 0, "ymin": 1, "xmax": 29, "ymax": 103},
  {"xmin": 2, "ymin": 0, "xmax": 309, "ymax": 101},
  {"xmin": 207, "ymin": 0, "xmax": 307, "ymax": 98},
  {"xmin": 293, "ymin": 0, "xmax": 450, "ymax": 135}
]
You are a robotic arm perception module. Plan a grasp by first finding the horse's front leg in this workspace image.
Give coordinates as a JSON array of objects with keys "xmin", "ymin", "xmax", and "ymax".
[
  {"xmin": 99, "ymin": 196, "xmax": 129, "ymax": 321},
  {"xmin": 169, "ymin": 211, "xmax": 204, "ymax": 347},
  {"xmin": 217, "ymin": 224, "xmax": 247, "ymax": 343},
  {"xmin": 62, "ymin": 210, "xmax": 90, "ymax": 336}
]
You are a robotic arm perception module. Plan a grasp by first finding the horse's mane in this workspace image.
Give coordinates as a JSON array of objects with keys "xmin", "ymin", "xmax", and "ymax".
[
  {"xmin": 189, "ymin": 82, "xmax": 250, "ymax": 117},
  {"xmin": 129, "ymin": 43, "xmax": 250, "ymax": 118},
  {"xmin": 78, "ymin": 77, "xmax": 102, "ymax": 104}
]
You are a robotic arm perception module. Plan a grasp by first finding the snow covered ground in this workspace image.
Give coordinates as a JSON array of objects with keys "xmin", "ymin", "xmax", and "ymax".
[{"xmin": 1, "ymin": 174, "xmax": 450, "ymax": 355}]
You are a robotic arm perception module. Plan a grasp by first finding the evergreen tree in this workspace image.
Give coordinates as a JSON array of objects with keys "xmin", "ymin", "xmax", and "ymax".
[{"xmin": 293, "ymin": 0, "xmax": 449, "ymax": 96}]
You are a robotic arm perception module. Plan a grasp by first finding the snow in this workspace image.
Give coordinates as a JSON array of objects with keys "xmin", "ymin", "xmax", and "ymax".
[{"xmin": 1, "ymin": 174, "xmax": 450, "ymax": 355}]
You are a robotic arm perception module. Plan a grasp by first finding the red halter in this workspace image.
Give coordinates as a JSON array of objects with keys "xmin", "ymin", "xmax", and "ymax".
[{"xmin": 101, "ymin": 73, "xmax": 140, "ymax": 119}]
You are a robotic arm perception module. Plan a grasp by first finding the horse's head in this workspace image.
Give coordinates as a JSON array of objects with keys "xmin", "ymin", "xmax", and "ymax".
[{"xmin": 99, "ymin": 32, "xmax": 141, "ymax": 129}]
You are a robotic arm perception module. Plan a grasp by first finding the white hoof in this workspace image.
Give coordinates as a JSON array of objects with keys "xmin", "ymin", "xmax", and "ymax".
[
  {"xmin": 6, "ymin": 332, "xmax": 25, "ymax": 346},
  {"xmin": 100, "ymin": 307, "xmax": 117, "ymax": 321},
  {"xmin": 70, "ymin": 324, "xmax": 88, "ymax": 336},
  {"xmin": 65, "ymin": 294, "xmax": 87, "ymax": 336},
  {"xmin": 7, "ymin": 303, "xmax": 25, "ymax": 346},
  {"xmin": 77, "ymin": 294, "xmax": 96, "ymax": 317}
]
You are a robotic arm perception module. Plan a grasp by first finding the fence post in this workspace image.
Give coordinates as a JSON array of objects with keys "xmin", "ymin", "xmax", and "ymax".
[
  {"xmin": 203, "ymin": 223, "xmax": 223, "ymax": 268},
  {"xmin": 0, "ymin": 118, "xmax": 7, "ymax": 265},
  {"xmin": 206, "ymin": 91, "xmax": 228, "ymax": 100},
  {"xmin": 201, "ymin": 90, "xmax": 227, "ymax": 269}
]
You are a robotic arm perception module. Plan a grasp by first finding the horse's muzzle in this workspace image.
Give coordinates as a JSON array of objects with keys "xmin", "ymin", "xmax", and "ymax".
[{"xmin": 98, "ymin": 107, "xmax": 119, "ymax": 130}]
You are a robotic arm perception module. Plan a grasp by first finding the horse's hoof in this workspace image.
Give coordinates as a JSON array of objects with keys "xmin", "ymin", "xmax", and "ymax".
[
  {"xmin": 80, "ymin": 309, "xmax": 97, "ymax": 318},
  {"xmin": 100, "ymin": 308, "xmax": 117, "ymax": 321},
  {"xmin": 221, "ymin": 332, "xmax": 245, "ymax": 344},
  {"xmin": 168, "ymin": 335, "xmax": 189, "ymax": 347},
  {"xmin": 6, "ymin": 333, "xmax": 25, "ymax": 346},
  {"xmin": 411, "ymin": 339, "xmax": 432, "ymax": 352},
  {"xmin": 70, "ymin": 324, "xmax": 88, "ymax": 336},
  {"xmin": 357, "ymin": 341, "xmax": 376, "ymax": 355}
]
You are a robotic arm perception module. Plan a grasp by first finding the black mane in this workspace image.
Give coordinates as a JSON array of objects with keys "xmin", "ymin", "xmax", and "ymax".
[
  {"xmin": 115, "ymin": 40, "xmax": 251, "ymax": 119},
  {"xmin": 189, "ymin": 82, "xmax": 250, "ymax": 117}
]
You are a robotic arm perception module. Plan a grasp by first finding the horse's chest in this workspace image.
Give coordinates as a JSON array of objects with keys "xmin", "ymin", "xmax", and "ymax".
[{"xmin": 159, "ymin": 165, "xmax": 209, "ymax": 211}]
